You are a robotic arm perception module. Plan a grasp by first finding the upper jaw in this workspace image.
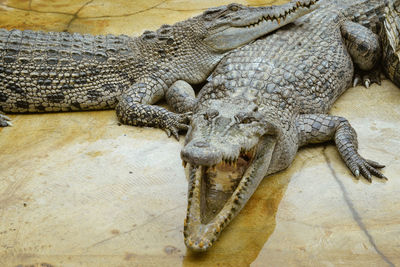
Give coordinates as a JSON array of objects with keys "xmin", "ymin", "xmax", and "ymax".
[
  {"xmin": 230, "ymin": 0, "xmax": 320, "ymax": 28},
  {"xmin": 203, "ymin": 0, "xmax": 320, "ymax": 52},
  {"xmin": 181, "ymin": 140, "xmax": 248, "ymax": 167}
]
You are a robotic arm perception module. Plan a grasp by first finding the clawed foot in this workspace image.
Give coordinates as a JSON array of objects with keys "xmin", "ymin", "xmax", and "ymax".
[
  {"xmin": 346, "ymin": 154, "xmax": 387, "ymax": 182},
  {"xmin": 0, "ymin": 113, "xmax": 12, "ymax": 127},
  {"xmin": 163, "ymin": 112, "xmax": 192, "ymax": 140},
  {"xmin": 353, "ymin": 68, "xmax": 382, "ymax": 88}
]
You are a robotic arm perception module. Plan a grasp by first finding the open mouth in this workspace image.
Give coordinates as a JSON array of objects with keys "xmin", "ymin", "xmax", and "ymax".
[
  {"xmin": 183, "ymin": 136, "xmax": 276, "ymax": 251},
  {"xmin": 183, "ymin": 135, "xmax": 277, "ymax": 251},
  {"xmin": 198, "ymin": 146, "xmax": 256, "ymax": 225},
  {"xmin": 184, "ymin": 145, "xmax": 257, "ymax": 251}
]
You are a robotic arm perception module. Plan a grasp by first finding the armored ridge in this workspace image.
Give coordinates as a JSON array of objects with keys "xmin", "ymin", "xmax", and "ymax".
[
  {"xmin": 0, "ymin": 0, "xmax": 320, "ymax": 139},
  {"xmin": 181, "ymin": 0, "xmax": 390, "ymax": 251},
  {"xmin": 381, "ymin": 0, "xmax": 400, "ymax": 88}
]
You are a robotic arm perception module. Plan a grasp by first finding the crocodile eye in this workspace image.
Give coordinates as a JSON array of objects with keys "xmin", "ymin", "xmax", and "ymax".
[
  {"xmin": 242, "ymin": 117, "xmax": 253, "ymax": 124},
  {"xmin": 235, "ymin": 112, "xmax": 256, "ymax": 124},
  {"xmin": 204, "ymin": 109, "xmax": 219, "ymax": 121},
  {"xmin": 241, "ymin": 116, "xmax": 257, "ymax": 124},
  {"xmin": 228, "ymin": 4, "xmax": 239, "ymax": 11}
]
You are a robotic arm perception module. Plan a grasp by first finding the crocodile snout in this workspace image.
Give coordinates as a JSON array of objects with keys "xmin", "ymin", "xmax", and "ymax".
[{"xmin": 181, "ymin": 140, "xmax": 221, "ymax": 166}]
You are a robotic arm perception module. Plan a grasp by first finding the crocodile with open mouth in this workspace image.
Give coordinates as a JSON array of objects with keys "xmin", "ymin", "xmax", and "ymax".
[
  {"xmin": 0, "ymin": 0, "xmax": 319, "ymax": 139},
  {"xmin": 181, "ymin": 0, "xmax": 392, "ymax": 251}
]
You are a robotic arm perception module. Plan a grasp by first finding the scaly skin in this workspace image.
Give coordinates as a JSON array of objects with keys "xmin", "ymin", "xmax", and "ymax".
[
  {"xmin": 381, "ymin": 0, "xmax": 400, "ymax": 87},
  {"xmin": 0, "ymin": 1, "xmax": 318, "ymax": 139},
  {"xmin": 180, "ymin": 0, "xmax": 389, "ymax": 251}
]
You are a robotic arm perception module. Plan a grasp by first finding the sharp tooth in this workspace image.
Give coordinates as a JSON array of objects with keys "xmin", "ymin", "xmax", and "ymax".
[{"xmin": 199, "ymin": 241, "xmax": 204, "ymax": 248}]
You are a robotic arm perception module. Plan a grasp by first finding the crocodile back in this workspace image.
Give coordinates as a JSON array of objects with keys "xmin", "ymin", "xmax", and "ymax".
[
  {"xmin": 0, "ymin": 29, "xmax": 133, "ymax": 65},
  {"xmin": 0, "ymin": 29, "xmax": 134, "ymax": 112}
]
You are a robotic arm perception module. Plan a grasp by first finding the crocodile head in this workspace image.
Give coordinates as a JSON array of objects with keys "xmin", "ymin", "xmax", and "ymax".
[
  {"xmin": 200, "ymin": 0, "xmax": 320, "ymax": 52},
  {"xmin": 138, "ymin": 1, "xmax": 319, "ymax": 85},
  {"xmin": 181, "ymin": 99, "xmax": 278, "ymax": 251}
]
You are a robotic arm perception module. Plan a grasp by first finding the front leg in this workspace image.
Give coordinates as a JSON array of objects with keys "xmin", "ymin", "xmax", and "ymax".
[
  {"xmin": 341, "ymin": 21, "xmax": 382, "ymax": 88},
  {"xmin": 115, "ymin": 77, "xmax": 190, "ymax": 139},
  {"xmin": 165, "ymin": 80, "xmax": 197, "ymax": 114},
  {"xmin": 296, "ymin": 114, "xmax": 386, "ymax": 182}
]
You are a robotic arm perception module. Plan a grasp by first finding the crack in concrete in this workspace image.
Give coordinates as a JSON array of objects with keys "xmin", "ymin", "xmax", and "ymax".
[
  {"xmin": 85, "ymin": 204, "xmax": 184, "ymax": 251},
  {"xmin": 0, "ymin": 0, "xmax": 171, "ymax": 20},
  {"xmin": 1, "ymin": 0, "xmax": 176, "ymax": 32},
  {"xmin": 76, "ymin": 0, "xmax": 169, "ymax": 20},
  {"xmin": 155, "ymin": 7, "xmax": 207, "ymax": 12},
  {"xmin": 65, "ymin": 0, "xmax": 95, "ymax": 32},
  {"xmin": 322, "ymin": 146, "xmax": 395, "ymax": 267},
  {"xmin": 0, "ymin": 2, "xmax": 75, "ymax": 16}
]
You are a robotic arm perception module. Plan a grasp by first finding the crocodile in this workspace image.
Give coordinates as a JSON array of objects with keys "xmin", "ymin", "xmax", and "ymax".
[
  {"xmin": 381, "ymin": 0, "xmax": 400, "ymax": 88},
  {"xmin": 0, "ymin": 0, "xmax": 320, "ymax": 139},
  {"xmin": 180, "ymin": 0, "xmax": 391, "ymax": 251}
]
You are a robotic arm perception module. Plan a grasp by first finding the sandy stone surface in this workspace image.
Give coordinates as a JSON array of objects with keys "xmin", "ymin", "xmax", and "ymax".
[{"xmin": 0, "ymin": 0, "xmax": 399, "ymax": 266}]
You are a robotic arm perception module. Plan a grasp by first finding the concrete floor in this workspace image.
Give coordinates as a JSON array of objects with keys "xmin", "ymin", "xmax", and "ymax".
[{"xmin": 1, "ymin": 0, "xmax": 400, "ymax": 266}]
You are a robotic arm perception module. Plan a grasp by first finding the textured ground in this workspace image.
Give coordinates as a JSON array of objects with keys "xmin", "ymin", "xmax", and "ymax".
[{"xmin": 0, "ymin": 0, "xmax": 399, "ymax": 266}]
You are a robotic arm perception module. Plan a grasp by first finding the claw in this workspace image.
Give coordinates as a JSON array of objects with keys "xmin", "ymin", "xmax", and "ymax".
[
  {"xmin": 353, "ymin": 75, "xmax": 360, "ymax": 87},
  {"xmin": 172, "ymin": 128, "xmax": 179, "ymax": 141},
  {"xmin": 360, "ymin": 165, "xmax": 372, "ymax": 182},
  {"xmin": 354, "ymin": 67, "xmax": 382, "ymax": 89},
  {"xmin": 349, "ymin": 155, "xmax": 386, "ymax": 182},
  {"xmin": 366, "ymin": 159, "xmax": 385, "ymax": 169},
  {"xmin": 0, "ymin": 114, "xmax": 11, "ymax": 121},
  {"xmin": 163, "ymin": 111, "xmax": 190, "ymax": 140},
  {"xmin": 164, "ymin": 128, "xmax": 172, "ymax": 138},
  {"xmin": 364, "ymin": 79, "xmax": 370, "ymax": 88},
  {"xmin": 0, "ymin": 113, "xmax": 12, "ymax": 127},
  {"xmin": 366, "ymin": 165, "xmax": 387, "ymax": 180}
]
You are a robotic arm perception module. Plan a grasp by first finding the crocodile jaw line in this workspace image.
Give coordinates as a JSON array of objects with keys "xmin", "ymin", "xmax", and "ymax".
[
  {"xmin": 204, "ymin": 1, "xmax": 320, "ymax": 52},
  {"xmin": 184, "ymin": 136, "xmax": 276, "ymax": 251}
]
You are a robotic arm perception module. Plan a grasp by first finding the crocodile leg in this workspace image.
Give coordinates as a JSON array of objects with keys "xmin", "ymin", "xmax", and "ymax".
[
  {"xmin": 341, "ymin": 21, "xmax": 382, "ymax": 88},
  {"xmin": 0, "ymin": 112, "xmax": 12, "ymax": 127},
  {"xmin": 296, "ymin": 114, "xmax": 386, "ymax": 182},
  {"xmin": 165, "ymin": 80, "xmax": 197, "ymax": 114},
  {"xmin": 115, "ymin": 77, "xmax": 190, "ymax": 139}
]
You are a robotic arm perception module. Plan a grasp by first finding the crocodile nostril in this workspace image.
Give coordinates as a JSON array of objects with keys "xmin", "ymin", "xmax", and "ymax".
[{"xmin": 193, "ymin": 141, "xmax": 209, "ymax": 148}]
